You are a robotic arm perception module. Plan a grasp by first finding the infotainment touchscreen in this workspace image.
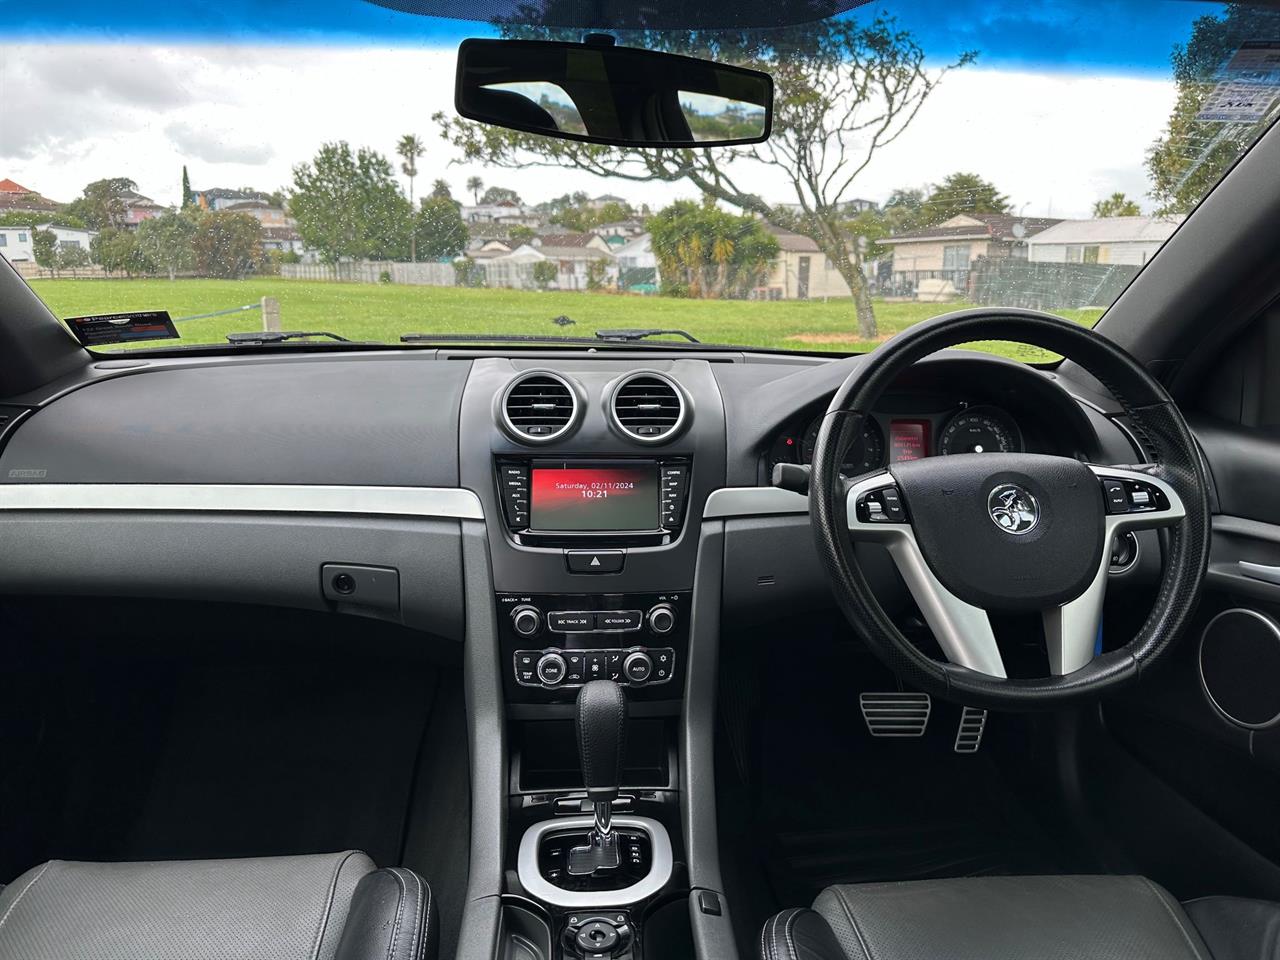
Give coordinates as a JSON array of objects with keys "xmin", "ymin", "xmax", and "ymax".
[{"xmin": 529, "ymin": 464, "xmax": 660, "ymax": 531}]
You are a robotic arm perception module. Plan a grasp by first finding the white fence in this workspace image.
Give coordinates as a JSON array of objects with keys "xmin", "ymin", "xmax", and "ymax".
[{"xmin": 280, "ymin": 259, "xmax": 559, "ymax": 290}]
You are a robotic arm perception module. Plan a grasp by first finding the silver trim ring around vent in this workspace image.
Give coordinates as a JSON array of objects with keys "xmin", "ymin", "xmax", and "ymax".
[
  {"xmin": 501, "ymin": 371, "xmax": 580, "ymax": 444},
  {"xmin": 859, "ymin": 692, "xmax": 931, "ymax": 738},
  {"xmin": 609, "ymin": 372, "xmax": 686, "ymax": 444}
]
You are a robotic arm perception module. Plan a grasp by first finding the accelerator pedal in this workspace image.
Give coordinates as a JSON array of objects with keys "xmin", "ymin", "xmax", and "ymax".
[
  {"xmin": 954, "ymin": 706, "xmax": 988, "ymax": 754},
  {"xmin": 859, "ymin": 692, "xmax": 931, "ymax": 738}
]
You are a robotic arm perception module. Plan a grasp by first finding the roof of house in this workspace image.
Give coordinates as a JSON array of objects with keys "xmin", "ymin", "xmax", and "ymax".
[
  {"xmin": 224, "ymin": 199, "xmax": 272, "ymax": 211},
  {"xmin": 1024, "ymin": 215, "xmax": 1184, "ymax": 245},
  {"xmin": 535, "ymin": 233, "xmax": 603, "ymax": 248},
  {"xmin": 199, "ymin": 187, "xmax": 273, "ymax": 202},
  {"xmin": 0, "ymin": 178, "xmax": 34, "ymax": 193},
  {"xmin": 0, "ymin": 179, "xmax": 60, "ymax": 212},
  {"xmin": 763, "ymin": 224, "xmax": 821, "ymax": 253},
  {"xmin": 883, "ymin": 213, "xmax": 1063, "ymax": 244}
]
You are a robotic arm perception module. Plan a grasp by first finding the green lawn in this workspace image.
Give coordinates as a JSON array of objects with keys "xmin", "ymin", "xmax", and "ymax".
[{"xmin": 28, "ymin": 277, "xmax": 1102, "ymax": 361}]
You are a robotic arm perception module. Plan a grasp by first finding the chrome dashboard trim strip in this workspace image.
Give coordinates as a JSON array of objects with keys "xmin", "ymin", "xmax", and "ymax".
[
  {"xmin": 0, "ymin": 483, "xmax": 485, "ymax": 520},
  {"xmin": 701, "ymin": 486, "xmax": 808, "ymax": 519}
]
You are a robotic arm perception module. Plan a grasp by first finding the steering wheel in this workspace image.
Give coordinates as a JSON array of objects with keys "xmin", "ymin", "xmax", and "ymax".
[{"xmin": 811, "ymin": 308, "xmax": 1211, "ymax": 709}]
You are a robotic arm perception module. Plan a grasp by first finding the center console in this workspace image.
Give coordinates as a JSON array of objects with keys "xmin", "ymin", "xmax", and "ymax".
[{"xmin": 458, "ymin": 359, "xmax": 730, "ymax": 960}]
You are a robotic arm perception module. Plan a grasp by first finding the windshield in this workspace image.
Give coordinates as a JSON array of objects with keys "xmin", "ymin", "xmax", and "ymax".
[{"xmin": 3, "ymin": 0, "xmax": 1278, "ymax": 358}]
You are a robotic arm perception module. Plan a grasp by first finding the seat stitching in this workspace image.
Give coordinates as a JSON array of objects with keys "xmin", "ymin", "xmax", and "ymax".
[
  {"xmin": 833, "ymin": 889, "xmax": 876, "ymax": 960},
  {"xmin": 310, "ymin": 851, "xmax": 360, "ymax": 960},
  {"xmin": 766, "ymin": 911, "xmax": 782, "ymax": 960},
  {"xmin": 1140, "ymin": 877, "xmax": 1210, "ymax": 960},
  {"xmin": 783, "ymin": 909, "xmax": 801, "ymax": 960},
  {"xmin": 417, "ymin": 874, "xmax": 432, "ymax": 960},
  {"xmin": 385, "ymin": 868, "xmax": 409, "ymax": 960},
  {"xmin": 0, "ymin": 861, "xmax": 53, "ymax": 933},
  {"xmin": 759, "ymin": 911, "xmax": 772, "ymax": 960},
  {"xmin": 395, "ymin": 869, "xmax": 426, "ymax": 960}
]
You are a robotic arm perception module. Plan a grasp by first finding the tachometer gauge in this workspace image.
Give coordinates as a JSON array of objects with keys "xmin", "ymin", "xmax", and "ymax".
[
  {"xmin": 939, "ymin": 406, "xmax": 1022, "ymax": 456},
  {"xmin": 802, "ymin": 417, "xmax": 886, "ymax": 475}
]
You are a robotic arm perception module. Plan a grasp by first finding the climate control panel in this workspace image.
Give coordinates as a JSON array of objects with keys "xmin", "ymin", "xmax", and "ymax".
[{"xmin": 497, "ymin": 591, "xmax": 689, "ymax": 702}]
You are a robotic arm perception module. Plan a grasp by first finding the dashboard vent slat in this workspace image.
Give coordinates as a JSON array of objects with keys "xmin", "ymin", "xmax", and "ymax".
[
  {"xmin": 502, "ymin": 373, "xmax": 579, "ymax": 443},
  {"xmin": 611, "ymin": 374, "xmax": 685, "ymax": 443}
]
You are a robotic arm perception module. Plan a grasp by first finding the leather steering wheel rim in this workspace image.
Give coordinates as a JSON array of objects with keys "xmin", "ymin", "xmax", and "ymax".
[{"xmin": 811, "ymin": 307, "xmax": 1212, "ymax": 710}]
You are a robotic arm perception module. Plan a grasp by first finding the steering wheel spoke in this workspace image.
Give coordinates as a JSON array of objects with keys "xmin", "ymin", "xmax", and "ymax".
[
  {"xmin": 847, "ymin": 473, "xmax": 1007, "ymax": 678},
  {"xmin": 1042, "ymin": 464, "xmax": 1187, "ymax": 674}
]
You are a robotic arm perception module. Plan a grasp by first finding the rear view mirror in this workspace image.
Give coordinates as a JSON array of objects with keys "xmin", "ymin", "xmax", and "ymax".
[{"xmin": 455, "ymin": 37, "xmax": 773, "ymax": 148}]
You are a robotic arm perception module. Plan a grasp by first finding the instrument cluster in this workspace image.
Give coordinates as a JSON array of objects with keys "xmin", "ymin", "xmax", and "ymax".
[{"xmin": 765, "ymin": 402, "xmax": 1026, "ymax": 477}]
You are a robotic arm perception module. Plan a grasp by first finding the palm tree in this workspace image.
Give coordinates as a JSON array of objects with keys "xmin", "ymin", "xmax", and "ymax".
[
  {"xmin": 466, "ymin": 176, "xmax": 484, "ymax": 205},
  {"xmin": 397, "ymin": 134, "xmax": 425, "ymax": 261}
]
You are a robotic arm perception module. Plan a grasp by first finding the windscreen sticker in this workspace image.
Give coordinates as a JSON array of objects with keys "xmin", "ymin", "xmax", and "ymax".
[
  {"xmin": 65, "ymin": 311, "xmax": 179, "ymax": 347},
  {"xmin": 1197, "ymin": 41, "xmax": 1280, "ymax": 123}
]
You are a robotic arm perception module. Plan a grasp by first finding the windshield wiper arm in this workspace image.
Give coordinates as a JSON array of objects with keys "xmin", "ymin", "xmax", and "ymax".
[
  {"xmin": 594, "ymin": 328, "xmax": 700, "ymax": 343},
  {"xmin": 226, "ymin": 330, "xmax": 351, "ymax": 344}
]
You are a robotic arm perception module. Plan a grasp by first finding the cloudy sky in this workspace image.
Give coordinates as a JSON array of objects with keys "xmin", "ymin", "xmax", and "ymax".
[{"xmin": 0, "ymin": 0, "xmax": 1220, "ymax": 219}]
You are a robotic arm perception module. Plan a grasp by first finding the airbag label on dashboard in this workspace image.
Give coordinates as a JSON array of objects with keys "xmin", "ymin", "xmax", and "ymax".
[{"xmin": 65, "ymin": 310, "xmax": 179, "ymax": 347}]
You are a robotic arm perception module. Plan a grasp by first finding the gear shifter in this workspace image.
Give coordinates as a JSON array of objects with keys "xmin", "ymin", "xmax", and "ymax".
[{"xmin": 568, "ymin": 679, "xmax": 627, "ymax": 875}]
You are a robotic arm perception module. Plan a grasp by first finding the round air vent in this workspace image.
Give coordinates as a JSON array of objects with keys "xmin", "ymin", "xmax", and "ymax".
[
  {"xmin": 501, "ymin": 372, "xmax": 579, "ymax": 443},
  {"xmin": 610, "ymin": 373, "xmax": 686, "ymax": 443},
  {"xmin": 1200, "ymin": 608, "xmax": 1280, "ymax": 728}
]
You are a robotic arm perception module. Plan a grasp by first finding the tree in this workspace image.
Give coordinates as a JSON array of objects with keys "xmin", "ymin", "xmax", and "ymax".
[
  {"xmin": 191, "ymin": 211, "xmax": 264, "ymax": 279},
  {"xmin": 90, "ymin": 229, "xmax": 151, "ymax": 277},
  {"xmin": 480, "ymin": 185, "xmax": 521, "ymax": 205},
  {"xmin": 415, "ymin": 196, "xmax": 469, "ymax": 260},
  {"xmin": 532, "ymin": 259, "xmax": 558, "ymax": 290},
  {"xmin": 137, "ymin": 210, "xmax": 198, "ymax": 280},
  {"xmin": 1092, "ymin": 192, "xmax": 1142, "ymax": 217},
  {"xmin": 430, "ymin": 179, "xmax": 457, "ymax": 202},
  {"xmin": 436, "ymin": 17, "xmax": 972, "ymax": 337},
  {"xmin": 57, "ymin": 243, "xmax": 90, "ymax": 272},
  {"xmin": 919, "ymin": 173, "xmax": 1010, "ymax": 224},
  {"xmin": 509, "ymin": 224, "xmax": 538, "ymax": 246},
  {"xmin": 647, "ymin": 198, "xmax": 779, "ymax": 299},
  {"xmin": 1145, "ymin": 5, "xmax": 1280, "ymax": 214},
  {"xmin": 290, "ymin": 141, "xmax": 414, "ymax": 264},
  {"xmin": 64, "ymin": 177, "xmax": 138, "ymax": 230},
  {"xmin": 32, "ymin": 229, "xmax": 59, "ymax": 275},
  {"xmin": 181, "ymin": 166, "xmax": 193, "ymax": 207},
  {"xmin": 397, "ymin": 134, "xmax": 426, "ymax": 261},
  {"xmin": 466, "ymin": 176, "xmax": 484, "ymax": 204}
]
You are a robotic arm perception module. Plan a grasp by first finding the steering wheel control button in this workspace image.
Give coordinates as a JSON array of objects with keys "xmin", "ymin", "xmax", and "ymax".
[
  {"xmin": 536, "ymin": 653, "xmax": 567, "ymax": 686},
  {"xmin": 596, "ymin": 610, "xmax": 642, "ymax": 631},
  {"xmin": 511, "ymin": 605, "xmax": 542, "ymax": 637},
  {"xmin": 1100, "ymin": 476, "xmax": 1169, "ymax": 515},
  {"xmin": 1103, "ymin": 478, "xmax": 1130, "ymax": 513},
  {"xmin": 565, "ymin": 549, "xmax": 625, "ymax": 574},
  {"xmin": 856, "ymin": 485, "xmax": 908, "ymax": 523},
  {"xmin": 624, "ymin": 651, "xmax": 654, "ymax": 683},
  {"xmin": 548, "ymin": 611, "xmax": 594, "ymax": 632}
]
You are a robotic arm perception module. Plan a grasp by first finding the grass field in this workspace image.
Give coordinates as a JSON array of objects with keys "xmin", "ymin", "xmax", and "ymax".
[{"xmin": 28, "ymin": 277, "xmax": 1103, "ymax": 360}]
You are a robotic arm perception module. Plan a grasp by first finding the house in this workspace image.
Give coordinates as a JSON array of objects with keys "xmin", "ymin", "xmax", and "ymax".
[
  {"xmin": 460, "ymin": 201, "xmax": 542, "ymax": 228},
  {"xmin": 468, "ymin": 239, "xmax": 515, "ymax": 260},
  {"xmin": 777, "ymin": 198, "xmax": 878, "ymax": 217},
  {"xmin": 1025, "ymin": 216, "xmax": 1184, "ymax": 266},
  {"xmin": 612, "ymin": 233, "xmax": 658, "ymax": 291},
  {"xmin": 260, "ymin": 225, "xmax": 305, "ymax": 256},
  {"xmin": 119, "ymin": 190, "xmax": 164, "ymax": 229},
  {"xmin": 37, "ymin": 223, "xmax": 97, "ymax": 250},
  {"xmin": 881, "ymin": 214, "xmax": 1062, "ymax": 295},
  {"xmin": 587, "ymin": 194, "xmax": 628, "ymax": 211},
  {"xmin": 758, "ymin": 226, "xmax": 853, "ymax": 300},
  {"xmin": 522, "ymin": 233, "xmax": 616, "ymax": 290},
  {"xmin": 193, "ymin": 187, "xmax": 275, "ymax": 212},
  {"xmin": 594, "ymin": 219, "xmax": 645, "ymax": 240},
  {"xmin": 0, "ymin": 226, "xmax": 35, "ymax": 262},
  {"xmin": 0, "ymin": 178, "xmax": 60, "ymax": 215},
  {"xmin": 221, "ymin": 200, "xmax": 292, "ymax": 227}
]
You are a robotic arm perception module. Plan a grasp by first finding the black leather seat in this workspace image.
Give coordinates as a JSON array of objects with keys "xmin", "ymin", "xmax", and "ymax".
[
  {"xmin": 0, "ymin": 850, "xmax": 436, "ymax": 960},
  {"xmin": 760, "ymin": 875, "xmax": 1280, "ymax": 960}
]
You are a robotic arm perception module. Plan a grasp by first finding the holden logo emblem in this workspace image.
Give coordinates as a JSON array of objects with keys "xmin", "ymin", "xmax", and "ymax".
[{"xmin": 987, "ymin": 484, "xmax": 1039, "ymax": 535}]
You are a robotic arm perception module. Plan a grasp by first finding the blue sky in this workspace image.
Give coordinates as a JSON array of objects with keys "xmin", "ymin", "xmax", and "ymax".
[{"xmin": 2, "ymin": 0, "xmax": 1221, "ymax": 78}]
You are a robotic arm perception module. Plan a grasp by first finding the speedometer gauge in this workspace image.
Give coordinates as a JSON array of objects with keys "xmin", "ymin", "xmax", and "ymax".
[
  {"xmin": 939, "ymin": 406, "xmax": 1022, "ymax": 456},
  {"xmin": 802, "ymin": 417, "xmax": 885, "ymax": 475}
]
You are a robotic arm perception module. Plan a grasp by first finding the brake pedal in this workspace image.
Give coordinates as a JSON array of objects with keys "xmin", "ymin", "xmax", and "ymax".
[
  {"xmin": 859, "ymin": 692, "xmax": 931, "ymax": 738},
  {"xmin": 954, "ymin": 706, "xmax": 988, "ymax": 753}
]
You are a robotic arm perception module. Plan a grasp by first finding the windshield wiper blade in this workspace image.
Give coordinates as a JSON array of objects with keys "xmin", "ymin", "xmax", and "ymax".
[
  {"xmin": 594, "ymin": 328, "xmax": 700, "ymax": 343},
  {"xmin": 226, "ymin": 330, "xmax": 351, "ymax": 344}
]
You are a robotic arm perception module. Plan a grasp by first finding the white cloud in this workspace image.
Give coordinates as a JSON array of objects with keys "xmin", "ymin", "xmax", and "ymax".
[{"xmin": 0, "ymin": 43, "xmax": 1177, "ymax": 218}]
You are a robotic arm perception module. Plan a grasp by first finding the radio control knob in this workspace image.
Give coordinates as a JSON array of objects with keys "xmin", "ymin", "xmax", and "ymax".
[
  {"xmin": 647, "ymin": 604, "xmax": 676, "ymax": 636},
  {"xmin": 536, "ymin": 652, "xmax": 567, "ymax": 686},
  {"xmin": 512, "ymin": 605, "xmax": 542, "ymax": 638},
  {"xmin": 624, "ymin": 651, "xmax": 654, "ymax": 684}
]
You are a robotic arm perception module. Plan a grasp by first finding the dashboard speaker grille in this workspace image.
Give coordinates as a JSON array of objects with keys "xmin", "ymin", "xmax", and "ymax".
[
  {"xmin": 859, "ymin": 692, "xmax": 931, "ymax": 738},
  {"xmin": 502, "ymin": 373, "xmax": 577, "ymax": 442},
  {"xmin": 611, "ymin": 374, "xmax": 684, "ymax": 442}
]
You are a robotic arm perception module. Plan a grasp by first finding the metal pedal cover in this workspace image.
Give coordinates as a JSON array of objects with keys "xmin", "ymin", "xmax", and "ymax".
[
  {"xmin": 859, "ymin": 692, "xmax": 931, "ymax": 737},
  {"xmin": 954, "ymin": 706, "xmax": 988, "ymax": 753}
]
